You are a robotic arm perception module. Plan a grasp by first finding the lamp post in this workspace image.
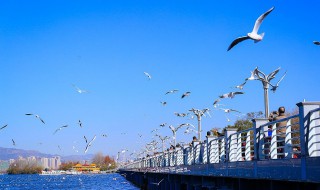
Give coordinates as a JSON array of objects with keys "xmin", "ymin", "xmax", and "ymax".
[
  {"xmin": 254, "ymin": 67, "xmax": 281, "ymax": 118},
  {"xmin": 156, "ymin": 134, "xmax": 170, "ymax": 152},
  {"xmin": 169, "ymin": 125, "xmax": 186, "ymax": 146},
  {"xmin": 189, "ymin": 108, "xmax": 210, "ymax": 141}
]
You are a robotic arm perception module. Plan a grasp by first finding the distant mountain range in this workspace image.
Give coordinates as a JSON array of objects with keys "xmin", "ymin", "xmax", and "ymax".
[{"xmin": 0, "ymin": 147, "xmax": 93, "ymax": 162}]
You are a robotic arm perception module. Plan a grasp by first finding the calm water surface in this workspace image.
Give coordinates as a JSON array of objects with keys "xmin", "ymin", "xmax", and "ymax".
[{"xmin": 0, "ymin": 173, "xmax": 139, "ymax": 190}]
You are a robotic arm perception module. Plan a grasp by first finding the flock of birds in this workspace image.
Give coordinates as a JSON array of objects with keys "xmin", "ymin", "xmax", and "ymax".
[
  {"xmin": 137, "ymin": 63, "xmax": 287, "ymax": 159},
  {"xmin": 0, "ymin": 84, "xmax": 108, "ymax": 154},
  {"xmin": 1, "ymin": 5, "xmax": 319, "ymax": 163},
  {"xmin": 125, "ymin": 5, "xmax": 320, "ymax": 161}
]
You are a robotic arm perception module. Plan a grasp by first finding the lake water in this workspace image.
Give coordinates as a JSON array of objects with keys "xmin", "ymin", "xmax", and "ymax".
[{"xmin": 0, "ymin": 173, "xmax": 139, "ymax": 190}]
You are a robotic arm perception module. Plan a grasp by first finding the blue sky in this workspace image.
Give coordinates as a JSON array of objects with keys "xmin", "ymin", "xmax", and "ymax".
[{"xmin": 0, "ymin": 0, "xmax": 319, "ymax": 159}]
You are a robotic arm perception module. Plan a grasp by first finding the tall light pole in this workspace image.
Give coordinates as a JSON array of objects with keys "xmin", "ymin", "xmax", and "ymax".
[
  {"xmin": 254, "ymin": 67, "xmax": 281, "ymax": 118},
  {"xmin": 156, "ymin": 134, "xmax": 170, "ymax": 152},
  {"xmin": 169, "ymin": 125, "xmax": 186, "ymax": 146},
  {"xmin": 189, "ymin": 108, "xmax": 210, "ymax": 141}
]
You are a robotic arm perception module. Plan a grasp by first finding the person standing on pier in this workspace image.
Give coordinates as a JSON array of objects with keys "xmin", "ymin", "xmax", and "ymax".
[{"xmin": 275, "ymin": 106, "xmax": 286, "ymax": 159}]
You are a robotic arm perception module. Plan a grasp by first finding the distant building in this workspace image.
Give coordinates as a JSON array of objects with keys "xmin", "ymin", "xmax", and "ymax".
[
  {"xmin": 72, "ymin": 163, "xmax": 100, "ymax": 173},
  {"xmin": 49, "ymin": 156, "xmax": 61, "ymax": 170},
  {"xmin": 40, "ymin": 157, "xmax": 50, "ymax": 169},
  {"xmin": 7, "ymin": 156, "xmax": 61, "ymax": 170}
]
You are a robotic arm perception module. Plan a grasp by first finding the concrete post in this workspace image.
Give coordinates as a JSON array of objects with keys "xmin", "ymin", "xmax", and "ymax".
[
  {"xmin": 206, "ymin": 135, "xmax": 217, "ymax": 164},
  {"xmin": 252, "ymin": 118, "xmax": 269, "ymax": 160},
  {"xmin": 192, "ymin": 141, "xmax": 201, "ymax": 164},
  {"xmin": 225, "ymin": 128, "xmax": 238, "ymax": 162}
]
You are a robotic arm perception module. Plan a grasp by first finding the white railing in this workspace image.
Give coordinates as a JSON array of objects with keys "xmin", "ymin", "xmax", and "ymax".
[
  {"xmin": 259, "ymin": 114, "xmax": 299, "ymax": 159},
  {"xmin": 121, "ymin": 102, "xmax": 320, "ymax": 170}
]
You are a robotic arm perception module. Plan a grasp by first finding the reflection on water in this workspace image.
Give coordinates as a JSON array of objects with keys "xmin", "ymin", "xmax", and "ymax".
[{"xmin": 0, "ymin": 173, "xmax": 138, "ymax": 190}]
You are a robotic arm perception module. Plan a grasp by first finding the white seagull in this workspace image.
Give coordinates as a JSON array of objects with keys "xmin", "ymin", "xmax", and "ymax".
[
  {"xmin": 53, "ymin": 125, "xmax": 68, "ymax": 134},
  {"xmin": 151, "ymin": 178, "xmax": 164, "ymax": 186},
  {"xmin": 219, "ymin": 92, "xmax": 244, "ymax": 99},
  {"xmin": 0, "ymin": 124, "xmax": 8, "ymax": 130},
  {"xmin": 269, "ymin": 71, "xmax": 287, "ymax": 93},
  {"xmin": 25, "ymin": 113, "xmax": 45, "ymax": 124},
  {"xmin": 78, "ymin": 120, "xmax": 83, "ymax": 128},
  {"xmin": 174, "ymin": 112, "xmax": 189, "ymax": 117},
  {"xmin": 143, "ymin": 72, "xmax": 151, "ymax": 80},
  {"xmin": 313, "ymin": 41, "xmax": 320, "ymax": 45},
  {"xmin": 246, "ymin": 67, "xmax": 259, "ymax": 81},
  {"xmin": 72, "ymin": 84, "xmax": 88, "ymax": 94},
  {"xmin": 165, "ymin": 89, "xmax": 179, "ymax": 95},
  {"xmin": 219, "ymin": 108, "xmax": 241, "ymax": 113},
  {"xmin": 160, "ymin": 101, "xmax": 167, "ymax": 106},
  {"xmin": 159, "ymin": 123, "xmax": 167, "ymax": 127},
  {"xmin": 235, "ymin": 81, "xmax": 247, "ymax": 90},
  {"xmin": 213, "ymin": 99, "xmax": 222, "ymax": 108},
  {"xmin": 228, "ymin": 7, "xmax": 275, "ymax": 51},
  {"xmin": 84, "ymin": 135, "xmax": 96, "ymax": 154},
  {"xmin": 181, "ymin": 91, "xmax": 191, "ymax": 99}
]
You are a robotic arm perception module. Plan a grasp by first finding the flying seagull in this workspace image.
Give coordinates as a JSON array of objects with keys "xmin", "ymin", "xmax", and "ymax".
[
  {"xmin": 159, "ymin": 123, "xmax": 167, "ymax": 127},
  {"xmin": 160, "ymin": 101, "xmax": 167, "ymax": 106},
  {"xmin": 102, "ymin": 134, "xmax": 107, "ymax": 137},
  {"xmin": 72, "ymin": 84, "xmax": 88, "ymax": 94},
  {"xmin": 151, "ymin": 178, "xmax": 164, "ymax": 186},
  {"xmin": 269, "ymin": 71, "xmax": 287, "ymax": 92},
  {"xmin": 235, "ymin": 81, "xmax": 247, "ymax": 90},
  {"xmin": 213, "ymin": 98, "xmax": 221, "ymax": 107},
  {"xmin": 151, "ymin": 128, "xmax": 159, "ymax": 133},
  {"xmin": 219, "ymin": 91, "xmax": 244, "ymax": 99},
  {"xmin": 143, "ymin": 72, "xmax": 151, "ymax": 80},
  {"xmin": 313, "ymin": 41, "xmax": 320, "ymax": 45},
  {"xmin": 84, "ymin": 135, "xmax": 96, "ymax": 154},
  {"xmin": 246, "ymin": 67, "xmax": 259, "ymax": 81},
  {"xmin": 165, "ymin": 89, "xmax": 179, "ymax": 95},
  {"xmin": 78, "ymin": 120, "xmax": 83, "ymax": 128},
  {"xmin": 12, "ymin": 139, "xmax": 16, "ymax": 146},
  {"xmin": 227, "ymin": 7, "xmax": 275, "ymax": 51},
  {"xmin": 219, "ymin": 108, "xmax": 241, "ymax": 113},
  {"xmin": 174, "ymin": 112, "xmax": 189, "ymax": 117},
  {"xmin": 53, "ymin": 125, "xmax": 68, "ymax": 134},
  {"xmin": 25, "ymin": 113, "xmax": 45, "ymax": 124},
  {"xmin": 0, "ymin": 124, "xmax": 8, "ymax": 130},
  {"xmin": 181, "ymin": 91, "xmax": 191, "ymax": 99}
]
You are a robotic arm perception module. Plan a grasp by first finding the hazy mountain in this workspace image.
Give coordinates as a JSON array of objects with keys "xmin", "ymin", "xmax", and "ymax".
[{"xmin": 0, "ymin": 147, "xmax": 93, "ymax": 162}]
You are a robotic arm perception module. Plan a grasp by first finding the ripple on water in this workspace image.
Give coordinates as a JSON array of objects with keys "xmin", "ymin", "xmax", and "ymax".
[{"xmin": 0, "ymin": 173, "xmax": 139, "ymax": 190}]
